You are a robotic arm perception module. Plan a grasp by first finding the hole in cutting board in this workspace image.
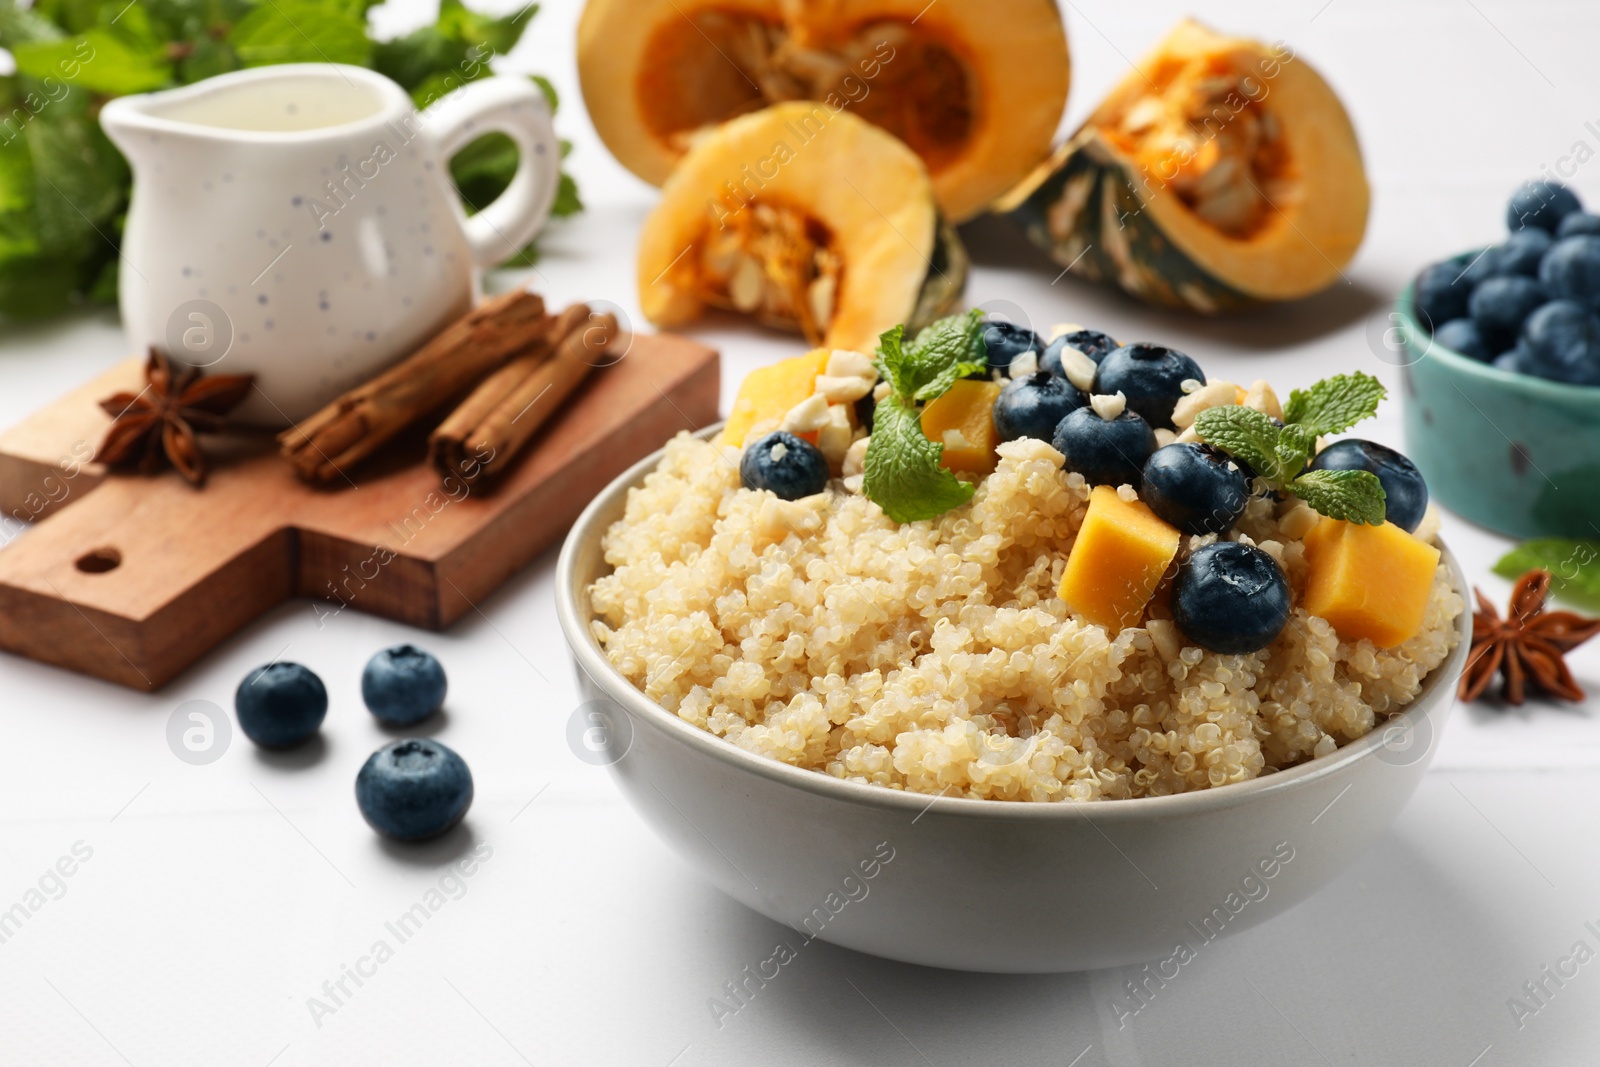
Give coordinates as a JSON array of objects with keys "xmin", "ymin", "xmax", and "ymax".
[{"xmin": 75, "ymin": 548, "xmax": 121, "ymax": 573}]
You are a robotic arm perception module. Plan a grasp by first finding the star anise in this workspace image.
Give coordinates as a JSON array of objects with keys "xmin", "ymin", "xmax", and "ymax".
[
  {"xmin": 1459, "ymin": 569, "xmax": 1600, "ymax": 705},
  {"xmin": 97, "ymin": 348, "xmax": 255, "ymax": 486}
]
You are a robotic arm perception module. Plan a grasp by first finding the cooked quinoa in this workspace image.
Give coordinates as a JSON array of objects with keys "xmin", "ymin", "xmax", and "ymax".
[{"xmin": 588, "ymin": 433, "xmax": 1464, "ymax": 802}]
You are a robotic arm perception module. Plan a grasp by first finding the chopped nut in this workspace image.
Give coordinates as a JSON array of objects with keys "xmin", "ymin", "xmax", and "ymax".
[
  {"xmin": 817, "ymin": 404, "xmax": 853, "ymax": 467},
  {"xmin": 841, "ymin": 473, "xmax": 865, "ymax": 493},
  {"xmin": 942, "ymin": 428, "xmax": 972, "ymax": 450},
  {"xmin": 825, "ymin": 349, "xmax": 875, "ymax": 379},
  {"xmin": 1154, "ymin": 428, "xmax": 1178, "ymax": 447},
  {"xmin": 1175, "ymin": 425, "xmax": 1203, "ymax": 444},
  {"xmin": 814, "ymin": 374, "xmax": 874, "ymax": 403},
  {"xmin": 1279, "ymin": 500, "xmax": 1321, "ymax": 540},
  {"xmin": 807, "ymin": 273, "xmax": 837, "ymax": 334},
  {"xmin": 1146, "ymin": 618, "xmax": 1181, "ymax": 662},
  {"xmin": 842, "ymin": 435, "xmax": 870, "ymax": 477},
  {"xmin": 1090, "ymin": 391, "xmax": 1126, "ymax": 420},
  {"xmin": 1056, "ymin": 344, "xmax": 1098, "ymax": 392},
  {"xmin": 1179, "ymin": 377, "xmax": 1203, "ymax": 395},
  {"xmin": 729, "ymin": 255, "xmax": 765, "ymax": 312},
  {"xmin": 872, "ymin": 381, "xmax": 891, "ymax": 402},
  {"xmin": 757, "ymin": 495, "xmax": 823, "ymax": 539},
  {"xmin": 1242, "ymin": 379, "xmax": 1284, "ymax": 420},
  {"xmin": 779, "ymin": 393, "xmax": 830, "ymax": 433},
  {"xmin": 1171, "ymin": 380, "xmax": 1240, "ymax": 429},
  {"xmin": 1008, "ymin": 350, "xmax": 1039, "ymax": 378}
]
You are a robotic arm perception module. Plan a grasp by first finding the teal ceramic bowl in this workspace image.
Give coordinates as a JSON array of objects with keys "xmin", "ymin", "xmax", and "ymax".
[{"xmin": 1396, "ymin": 285, "xmax": 1600, "ymax": 539}]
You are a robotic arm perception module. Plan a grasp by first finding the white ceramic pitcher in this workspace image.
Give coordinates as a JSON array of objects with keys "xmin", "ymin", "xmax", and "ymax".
[{"xmin": 100, "ymin": 64, "xmax": 560, "ymax": 426}]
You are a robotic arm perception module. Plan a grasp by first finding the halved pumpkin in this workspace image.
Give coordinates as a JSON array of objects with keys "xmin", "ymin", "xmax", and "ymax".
[
  {"xmin": 577, "ymin": 0, "xmax": 1070, "ymax": 222},
  {"xmin": 637, "ymin": 102, "xmax": 967, "ymax": 351},
  {"xmin": 995, "ymin": 20, "xmax": 1370, "ymax": 312}
]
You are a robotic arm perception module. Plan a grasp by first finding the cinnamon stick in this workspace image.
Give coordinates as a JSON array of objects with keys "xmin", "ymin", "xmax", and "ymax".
[
  {"xmin": 427, "ymin": 302, "xmax": 590, "ymax": 481},
  {"xmin": 431, "ymin": 310, "xmax": 618, "ymax": 486},
  {"xmin": 279, "ymin": 289, "xmax": 549, "ymax": 483}
]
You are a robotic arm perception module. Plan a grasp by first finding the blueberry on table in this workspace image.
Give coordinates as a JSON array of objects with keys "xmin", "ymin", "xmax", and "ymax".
[
  {"xmin": 356, "ymin": 739, "xmax": 474, "ymax": 842},
  {"xmin": 1538, "ymin": 236, "xmax": 1600, "ymax": 310},
  {"xmin": 992, "ymin": 371, "xmax": 1086, "ymax": 442},
  {"xmin": 1495, "ymin": 227, "xmax": 1553, "ymax": 277},
  {"xmin": 979, "ymin": 319, "xmax": 1044, "ymax": 376},
  {"xmin": 1140, "ymin": 443, "xmax": 1250, "ymax": 535},
  {"xmin": 1520, "ymin": 299, "xmax": 1600, "ymax": 385},
  {"xmin": 1051, "ymin": 404, "xmax": 1156, "ymax": 487},
  {"xmin": 1041, "ymin": 329, "xmax": 1119, "ymax": 377},
  {"xmin": 1468, "ymin": 275, "xmax": 1547, "ymax": 349},
  {"xmin": 1507, "ymin": 179, "xmax": 1582, "ymax": 233},
  {"xmin": 1432, "ymin": 318, "xmax": 1491, "ymax": 361},
  {"xmin": 1307, "ymin": 439, "xmax": 1430, "ymax": 533},
  {"xmin": 1093, "ymin": 344, "xmax": 1205, "ymax": 429},
  {"xmin": 1172, "ymin": 542, "xmax": 1292, "ymax": 655},
  {"xmin": 1413, "ymin": 260, "xmax": 1473, "ymax": 329},
  {"xmin": 362, "ymin": 644, "xmax": 447, "ymax": 726},
  {"xmin": 740, "ymin": 430, "xmax": 830, "ymax": 500},
  {"xmin": 235, "ymin": 662, "xmax": 327, "ymax": 749},
  {"xmin": 1557, "ymin": 212, "xmax": 1600, "ymax": 239}
]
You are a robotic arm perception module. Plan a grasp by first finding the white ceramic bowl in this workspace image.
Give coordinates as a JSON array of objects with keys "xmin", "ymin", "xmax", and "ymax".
[{"xmin": 555, "ymin": 431, "xmax": 1471, "ymax": 973}]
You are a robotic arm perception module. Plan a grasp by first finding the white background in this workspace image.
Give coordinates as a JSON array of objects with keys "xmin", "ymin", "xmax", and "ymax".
[{"xmin": 1, "ymin": 0, "xmax": 1598, "ymax": 1064}]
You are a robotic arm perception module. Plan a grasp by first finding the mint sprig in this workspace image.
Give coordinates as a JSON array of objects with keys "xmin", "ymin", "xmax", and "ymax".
[
  {"xmin": 1494, "ymin": 539, "xmax": 1600, "ymax": 611},
  {"xmin": 862, "ymin": 312, "xmax": 987, "ymax": 523},
  {"xmin": 1195, "ymin": 371, "xmax": 1389, "ymax": 525}
]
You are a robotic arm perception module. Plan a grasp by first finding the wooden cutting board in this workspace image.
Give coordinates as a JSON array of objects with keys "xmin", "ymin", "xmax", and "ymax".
[{"xmin": 0, "ymin": 333, "xmax": 719, "ymax": 690}]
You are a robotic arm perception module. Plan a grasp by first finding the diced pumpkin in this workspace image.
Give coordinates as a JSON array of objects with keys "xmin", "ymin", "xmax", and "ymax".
[
  {"xmin": 920, "ymin": 379, "xmax": 1002, "ymax": 474},
  {"xmin": 1301, "ymin": 518, "xmax": 1441, "ymax": 647},
  {"xmin": 719, "ymin": 349, "xmax": 830, "ymax": 447},
  {"xmin": 1059, "ymin": 485, "xmax": 1182, "ymax": 631}
]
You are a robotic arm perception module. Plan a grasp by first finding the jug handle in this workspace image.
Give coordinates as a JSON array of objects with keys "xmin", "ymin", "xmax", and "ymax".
[{"xmin": 421, "ymin": 77, "xmax": 561, "ymax": 271}]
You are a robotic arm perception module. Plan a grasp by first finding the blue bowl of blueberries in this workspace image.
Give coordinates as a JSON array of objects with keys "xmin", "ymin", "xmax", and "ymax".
[{"xmin": 1398, "ymin": 178, "xmax": 1600, "ymax": 539}]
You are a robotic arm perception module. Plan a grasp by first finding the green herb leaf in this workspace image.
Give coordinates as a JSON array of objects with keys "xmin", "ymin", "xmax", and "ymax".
[
  {"xmin": 862, "ymin": 396, "xmax": 974, "ymax": 524},
  {"xmin": 1273, "ymin": 423, "xmax": 1319, "ymax": 483},
  {"xmin": 14, "ymin": 28, "xmax": 172, "ymax": 94},
  {"xmin": 1194, "ymin": 405, "xmax": 1279, "ymax": 478},
  {"xmin": 912, "ymin": 360, "xmax": 987, "ymax": 403},
  {"xmin": 872, "ymin": 324, "xmax": 911, "ymax": 399},
  {"xmin": 896, "ymin": 309, "xmax": 983, "ymax": 398},
  {"xmin": 1289, "ymin": 468, "xmax": 1387, "ymax": 525},
  {"xmin": 1494, "ymin": 539, "xmax": 1600, "ymax": 611},
  {"xmin": 228, "ymin": 0, "xmax": 372, "ymax": 68},
  {"xmin": 1283, "ymin": 371, "xmax": 1387, "ymax": 436}
]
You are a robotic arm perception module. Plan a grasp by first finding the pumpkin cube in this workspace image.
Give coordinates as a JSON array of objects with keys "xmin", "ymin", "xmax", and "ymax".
[
  {"xmin": 1059, "ymin": 485, "xmax": 1182, "ymax": 631},
  {"xmin": 719, "ymin": 349, "xmax": 830, "ymax": 447},
  {"xmin": 1301, "ymin": 519, "xmax": 1441, "ymax": 648},
  {"xmin": 920, "ymin": 379, "xmax": 1003, "ymax": 474}
]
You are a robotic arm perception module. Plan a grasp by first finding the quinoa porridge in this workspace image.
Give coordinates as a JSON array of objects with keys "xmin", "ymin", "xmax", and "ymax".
[{"xmin": 586, "ymin": 316, "xmax": 1464, "ymax": 803}]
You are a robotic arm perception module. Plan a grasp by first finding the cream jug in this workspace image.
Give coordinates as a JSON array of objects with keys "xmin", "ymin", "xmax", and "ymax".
[{"xmin": 100, "ymin": 64, "xmax": 560, "ymax": 426}]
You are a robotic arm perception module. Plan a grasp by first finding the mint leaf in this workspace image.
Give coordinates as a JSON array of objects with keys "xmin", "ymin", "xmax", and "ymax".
[
  {"xmin": 229, "ymin": 0, "xmax": 372, "ymax": 67},
  {"xmin": 872, "ymin": 324, "xmax": 911, "ymax": 399},
  {"xmin": 1290, "ymin": 469, "xmax": 1387, "ymax": 525},
  {"xmin": 913, "ymin": 360, "xmax": 987, "ymax": 403},
  {"xmin": 1273, "ymin": 423, "xmax": 1318, "ymax": 482},
  {"xmin": 1283, "ymin": 371, "xmax": 1386, "ymax": 435},
  {"xmin": 863, "ymin": 396, "xmax": 974, "ymax": 523},
  {"xmin": 1195, "ymin": 405, "xmax": 1279, "ymax": 477},
  {"xmin": 14, "ymin": 29, "xmax": 172, "ymax": 93},
  {"xmin": 898, "ymin": 309, "xmax": 983, "ymax": 397},
  {"xmin": 1494, "ymin": 539, "xmax": 1600, "ymax": 611}
]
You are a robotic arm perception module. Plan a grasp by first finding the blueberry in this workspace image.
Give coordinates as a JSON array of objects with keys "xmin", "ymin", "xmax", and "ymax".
[
  {"xmin": 1507, "ymin": 179, "xmax": 1582, "ymax": 233},
  {"xmin": 1557, "ymin": 212, "xmax": 1600, "ymax": 239},
  {"xmin": 1432, "ymin": 317, "xmax": 1491, "ymax": 361},
  {"xmin": 356, "ymin": 738, "xmax": 474, "ymax": 842},
  {"xmin": 1413, "ymin": 260, "xmax": 1473, "ymax": 329},
  {"xmin": 362, "ymin": 644, "xmax": 447, "ymax": 726},
  {"xmin": 1456, "ymin": 247, "xmax": 1505, "ymax": 287},
  {"xmin": 1492, "ymin": 347, "xmax": 1529, "ymax": 374},
  {"xmin": 1495, "ymin": 227, "xmax": 1553, "ymax": 277},
  {"xmin": 1041, "ymin": 328, "xmax": 1119, "ymax": 377},
  {"xmin": 1520, "ymin": 299, "xmax": 1600, "ymax": 385},
  {"xmin": 1538, "ymin": 236, "xmax": 1600, "ymax": 311},
  {"xmin": 979, "ymin": 319, "xmax": 1044, "ymax": 375},
  {"xmin": 235, "ymin": 662, "xmax": 327, "ymax": 749},
  {"xmin": 992, "ymin": 372, "xmax": 1086, "ymax": 443},
  {"xmin": 740, "ymin": 431, "xmax": 829, "ymax": 500},
  {"xmin": 1093, "ymin": 344, "xmax": 1205, "ymax": 429},
  {"xmin": 1307, "ymin": 439, "xmax": 1430, "ymax": 532},
  {"xmin": 1140, "ymin": 443, "xmax": 1250, "ymax": 535},
  {"xmin": 1468, "ymin": 275, "xmax": 1547, "ymax": 349},
  {"xmin": 1051, "ymin": 406, "xmax": 1156, "ymax": 487},
  {"xmin": 1171, "ymin": 542, "xmax": 1292, "ymax": 655}
]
